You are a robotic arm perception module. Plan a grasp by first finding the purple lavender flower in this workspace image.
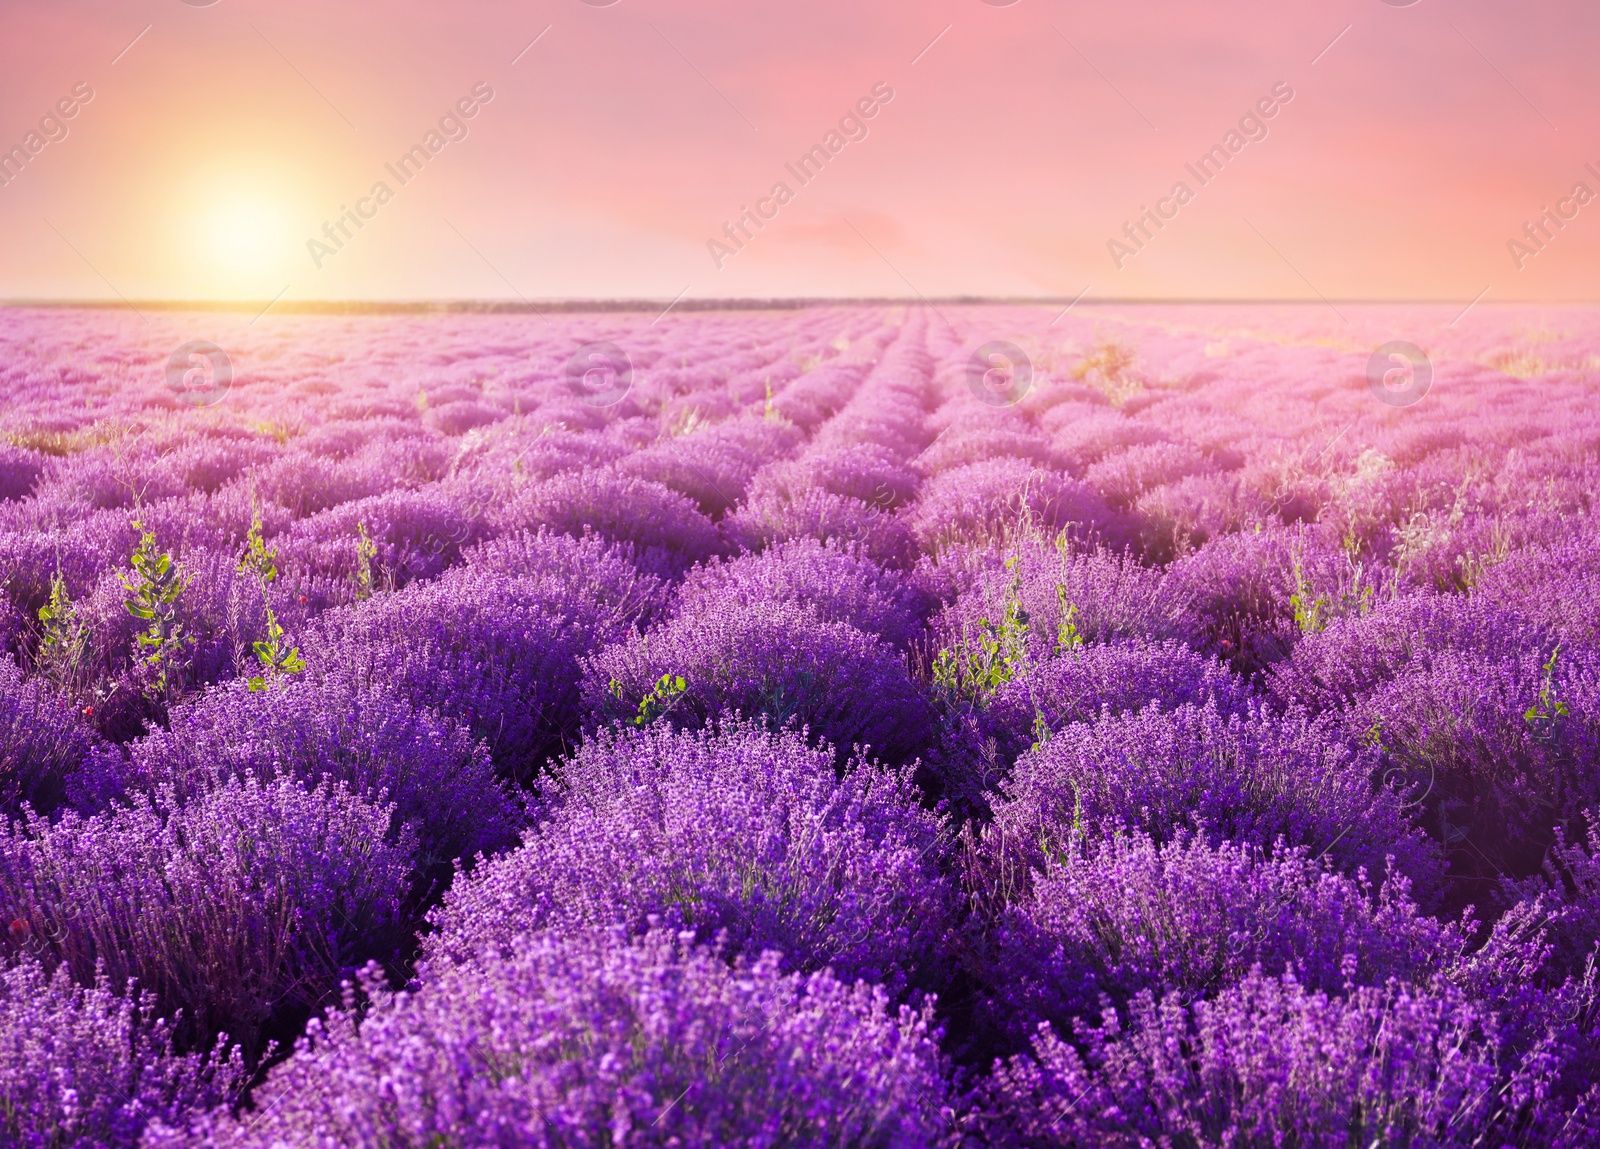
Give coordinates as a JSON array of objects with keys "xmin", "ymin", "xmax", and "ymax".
[
  {"xmin": 463, "ymin": 528, "xmax": 670, "ymax": 631},
  {"xmin": 314, "ymin": 560, "xmax": 641, "ymax": 780},
  {"xmin": 905, "ymin": 460, "xmax": 1116, "ymax": 553},
  {"xmin": 615, "ymin": 414, "xmax": 803, "ymax": 516},
  {"xmin": 0, "ymin": 657, "xmax": 102, "ymax": 816},
  {"xmin": 157, "ymin": 928, "xmax": 954, "ymax": 1148},
  {"xmin": 1350, "ymin": 644, "xmax": 1600, "ymax": 884},
  {"xmin": 0, "ymin": 443, "xmax": 45, "ymax": 502},
  {"xmin": 585, "ymin": 599, "xmax": 936, "ymax": 766},
  {"xmin": 426, "ymin": 719, "xmax": 954, "ymax": 992},
  {"xmin": 725, "ymin": 486, "xmax": 921, "ymax": 569},
  {"xmin": 979, "ymin": 638, "xmax": 1255, "ymax": 764},
  {"xmin": 989, "ymin": 700, "xmax": 1441, "ymax": 892},
  {"xmin": 932, "ymin": 542, "xmax": 1192, "ymax": 667},
  {"xmin": 978, "ymin": 968, "xmax": 1570, "ymax": 1147},
  {"xmin": 499, "ymin": 468, "xmax": 720, "ymax": 577},
  {"xmin": 749, "ymin": 441, "xmax": 922, "ymax": 510},
  {"xmin": 0, "ymin": 775, "xmax": 414, "ymax": 1056},
  {"xmin": 673, "ymin": 538, "xmax": 931, "ymax": 649},
  {"xmin": 981, "ymin": 829, "xmax": 1473, "ymax": 1047},
  {"xmin": 128, "ymin": 671, "xmax": 516, "ymax": 867},
  {"xmin": 280, "ymin": 483, "xmax": 491, "ymax": 587},
  {"xmin": 0, "ymin": 955, "xmax": 245, "ymax": 1148}
]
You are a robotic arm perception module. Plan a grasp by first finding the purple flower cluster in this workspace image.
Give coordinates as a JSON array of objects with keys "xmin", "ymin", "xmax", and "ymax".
[
  {"xmin": 0, "ymin": 657, "xmax": 102, "ymax": 815},
  {"xmin": 155, "ymin": 929, "xmax": 951, "ymax": 1149},
  {"xmin": 309, "ymin": 560, "xmax": 634, "ymax": 781},
  {"xmin": 127, "ymin": 673, "xmax": 515, "ymax": 867},
  {"xmin": 672, "ymin": 537, "xmax": 931, "ymax": 649},
  {"xmin": 988, "ymin": 700, "xmax": 1442, "ymax": 890},
  {"xmin": 979, "ymin": 968, "xmax": 1581, "ymax": 1148},
  {"xmin": 0, "ymin": 302, "xmax": 1599, "ymax": 1142},
  {"xmin": 425, "ymin": 720, "xmax": 955, "ymax": 992},
  {"xmin": 0, "ymin": 776, "xmax": 413, "ymax": 1056},
  {"xmin": 585, "ymin": 598, "xmax": 936, "ymax": 765},
  {"xmin": 979, "ymin": 638, "xmax": 1256, "ymax": 765},
  {"xmin": 982, "ymin": 829, "xmax": 1475, "ymax": 1047},
  {"xmin": 0, "ymin": 957, "xmax": 243, "ymax": 1149}
]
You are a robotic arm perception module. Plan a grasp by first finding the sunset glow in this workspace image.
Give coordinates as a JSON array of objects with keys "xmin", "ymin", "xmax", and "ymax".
[
  {"xmin": 198, "ymin": 192, "xmax": 293, "ymax": 280},
  {"xmin": 1, "ymin": 0, "xmax": 1597, "ymax": 303}
]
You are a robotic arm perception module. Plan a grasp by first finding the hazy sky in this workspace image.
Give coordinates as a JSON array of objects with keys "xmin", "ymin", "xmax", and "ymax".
[{"xmin": 1, "ymin": 0, "xmax": 1596, "ymax": 303}]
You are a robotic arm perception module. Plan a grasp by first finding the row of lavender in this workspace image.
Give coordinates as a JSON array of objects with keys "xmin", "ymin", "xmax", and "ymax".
[{"xmin": 1, "ymin": 302, "xmax": 1599, "ymax": 1145}]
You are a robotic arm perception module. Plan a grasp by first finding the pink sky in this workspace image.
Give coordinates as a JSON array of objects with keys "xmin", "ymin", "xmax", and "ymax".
[{"xmin": 0, "ymin": 0, "xmax": 1596, "ymax": 304}]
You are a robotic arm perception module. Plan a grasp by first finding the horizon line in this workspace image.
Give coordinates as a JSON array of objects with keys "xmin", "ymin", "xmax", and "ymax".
[{"xmin": 2, "ymin": 296, "xmax": 1596, "ymax": 315}]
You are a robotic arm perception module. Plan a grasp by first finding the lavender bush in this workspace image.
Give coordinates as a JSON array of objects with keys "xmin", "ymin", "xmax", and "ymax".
[
  {"xmin": 156, "ymin": 928, "xmax": 954, "ymax": 1148},
  {"xmin": 0, "ymin": 656, "xmax": 102, "ymax": 816},
  {"xmin": 425, "ymin": 720, "xmax": 955, "ymax": 993},
  {"xmin": 987, "ymin": 700, "xmax": 1441, "ymax": 891},
  {"xmin": 0, "ymin": 776, "xmax": 414, "ymax": 1056},
  {"xmin": 585, "ymin": 599, "xmax": 936, "ymax": 766},
  {"xmin": 978, "ymin": 967, "xmax": 1593, "ymax": 1148},
  {"xmin": 309, "ymin": 563, "xmax": 622, "ymax": 781},
  {"xmin": 127, "ymin": 673, "xmax": 516, "ymax": 868},
  {"xmin": 672, "ymin": 538, "xmax": 930, "ymax": 649},
  {"xmin": 980, "ymin": 638, "xmax": 1256, "ymax": 764},
  {"xmin": 0, "ymin": 956, "xmax": 244, "ymax": 1148},
  {"xmin": 980, "ymin": 829, "xmax": 1496, "ymax": 1048}
]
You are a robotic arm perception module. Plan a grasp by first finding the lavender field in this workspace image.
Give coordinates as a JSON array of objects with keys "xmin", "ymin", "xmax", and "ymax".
[{"xmin": 3, "ymin": 301, "xmax": 1600, "ymax": 1146}]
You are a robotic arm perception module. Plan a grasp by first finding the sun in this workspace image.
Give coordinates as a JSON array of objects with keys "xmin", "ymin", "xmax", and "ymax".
[
  {"xmin": 166, "ymin": 156, "xmax": 303, "ymax": 295},
  {"xmin": 201, "ymin": 196, "xmax": 292, "ymax": 278},
  {"xmin": 141, "ymin": 136, "xmax": 317, "ymax": 298}
]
